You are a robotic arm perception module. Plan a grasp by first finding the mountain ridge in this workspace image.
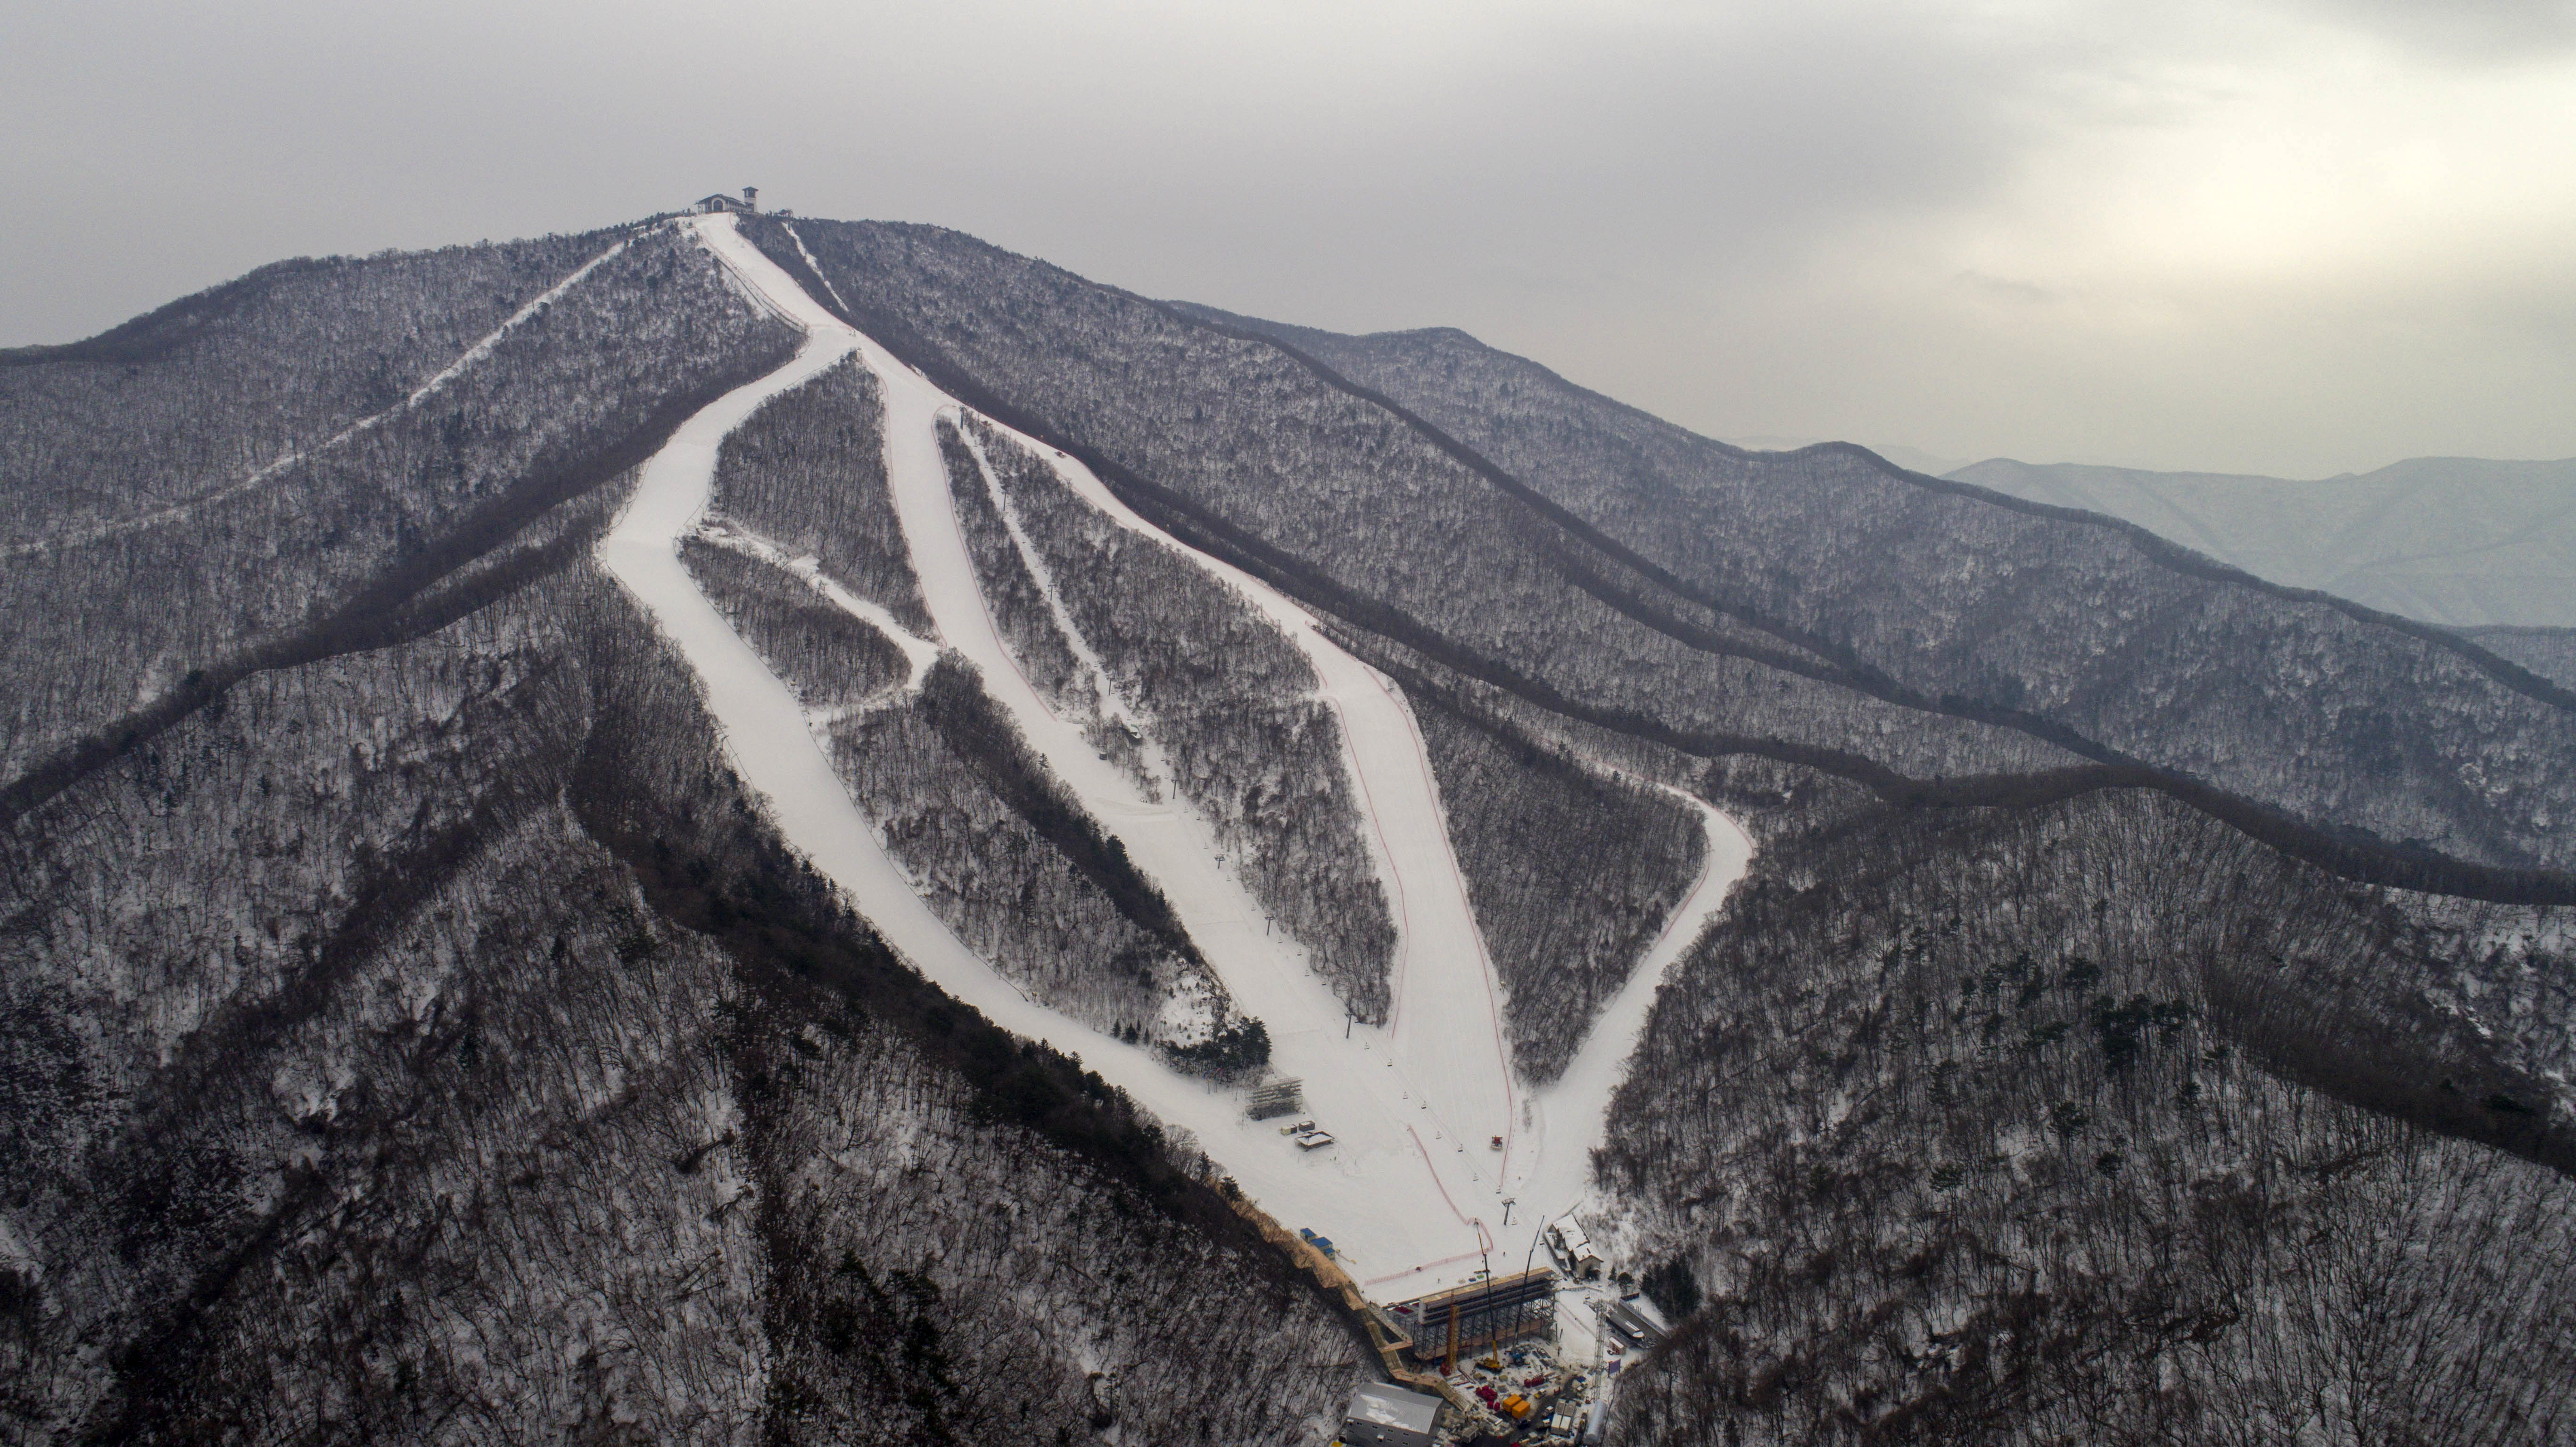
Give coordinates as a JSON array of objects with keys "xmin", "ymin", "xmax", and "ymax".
[{"xmin": 1948, "ymin": 453, "xmax": 2576, "ymax": 629}]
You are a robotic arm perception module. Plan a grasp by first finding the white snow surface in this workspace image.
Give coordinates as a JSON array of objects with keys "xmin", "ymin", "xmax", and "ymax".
[{"xmin": 600, "ymin": 215, "xmax": 1753, "ymax": 1301}]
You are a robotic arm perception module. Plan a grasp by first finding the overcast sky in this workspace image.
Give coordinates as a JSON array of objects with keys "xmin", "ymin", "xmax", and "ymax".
[{"xmin": 8, "ymin": 0, "xmax": 2574, "ymax": 476}]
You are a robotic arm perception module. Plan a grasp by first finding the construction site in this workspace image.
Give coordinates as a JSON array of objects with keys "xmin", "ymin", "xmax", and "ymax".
[
  {"xmin": 1224, "ymin": 1178, "xmax": 1671, "ymax": 1447},
  {"xmin": 1320, "ymin": 1266, "xmax": 1647, "ymax": 1446},
  {"xmin": 1234, "ymin": 1076, "xmax": 1674, "ymax": 1442}
]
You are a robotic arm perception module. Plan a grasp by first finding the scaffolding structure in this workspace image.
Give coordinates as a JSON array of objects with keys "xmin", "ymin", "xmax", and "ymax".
[
  {"xmin": 1245, "ymin": 1077, "xmax": 1305, "ymax": 1120},
  {"xmin": 1388, "ymin": 1268, "xmax": 1556, "ymax": 1370}
]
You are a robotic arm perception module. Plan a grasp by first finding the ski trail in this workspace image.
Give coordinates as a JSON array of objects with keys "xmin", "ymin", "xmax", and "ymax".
[
  {"xmin": 689, "ymin": 519, "xmax": 941, "ymax": 690},
  {"xmin": 11, "ymin": 236, "xmax": 635, "ymax": 560},
  {"xmin": 928, "ymin": 385, "xmax": 1518, "ymax": 1186},
  {"xmin": 617, "ymin": 214, "xmax": 1751, "ymax": 1300},
  {"xmin": 696, "ymin": 214, "xmax": 1511, "ymax": 1278},
  {"xmin": 600, "ymin": 228, "xmax": 1493, "ymax": 1288},
  {"xmin": 950, "ymin": 424, "xmax": 1185, "ymax": 806},
  {"xmin": 1503, "ymin": 788, "xmax": 1751, "ymax": 1255},
  {"xmin": 850, "ymin": 299, "xmax": 1516, "ymax": 1210},
  {"xmin": 951, "ymin": 424, "xmax": 1137, "ymax": 735},
  {"xmin": 780, "ymin": 220, "xmax": 853, "ymax": 314}
]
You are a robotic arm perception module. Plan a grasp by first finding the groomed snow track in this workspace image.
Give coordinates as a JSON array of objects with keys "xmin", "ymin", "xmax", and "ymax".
[{"xmin": 600, "ymin": 214, "xmax": 1753, "ymax": 1298}]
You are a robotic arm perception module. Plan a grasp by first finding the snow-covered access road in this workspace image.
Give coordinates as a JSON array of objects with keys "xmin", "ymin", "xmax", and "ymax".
[{"xmin": 602, "ymin": 214, "xmax": 1750, "ymax": 1300}]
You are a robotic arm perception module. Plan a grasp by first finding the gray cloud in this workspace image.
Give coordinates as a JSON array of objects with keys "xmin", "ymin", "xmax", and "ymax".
[
  {"xmin": 2295, "ymin": 0, "xmax": 2576, "ymax": 58},
  {"xmin": 5, "ymin": 0, "xmax": 2572, "ymax": 476}
]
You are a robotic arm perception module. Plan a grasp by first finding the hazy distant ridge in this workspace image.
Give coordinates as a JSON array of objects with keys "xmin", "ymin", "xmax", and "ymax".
[{"xmin": 1946, "ymin": 455, "xmax": 2576, "ymax": 629}]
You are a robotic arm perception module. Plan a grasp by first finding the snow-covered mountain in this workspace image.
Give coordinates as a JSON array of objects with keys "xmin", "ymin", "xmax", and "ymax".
[
  {"xmin": 1947, "ymin": 454, "xmax": 2576, "ymax": 630},
  {"xmin": 1724, "ymin": 434, "xmax": 1969, "ymax": 479},
  {"xmin": 3, "ymin": 211, "xmax": 2571, "ymax": 1445}
]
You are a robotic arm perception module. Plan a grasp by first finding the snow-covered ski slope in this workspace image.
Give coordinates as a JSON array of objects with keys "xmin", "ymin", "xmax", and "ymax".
[
  {"xmin": 1507, "ymin": 789, "xmax": 1750, "ymax": 1270},
  {"xmin": 602, "ymin": 214, "xmax": 1751, "ymax": 1299}
]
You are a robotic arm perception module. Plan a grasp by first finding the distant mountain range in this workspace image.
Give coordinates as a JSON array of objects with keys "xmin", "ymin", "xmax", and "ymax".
[
  {"xmin": 1947, "ymin": 455, "xmax": 2576, "ymax": 631},
  {"xmin": 1725, "ymin": 440, "xmax": 2576, "ymax": 633}
]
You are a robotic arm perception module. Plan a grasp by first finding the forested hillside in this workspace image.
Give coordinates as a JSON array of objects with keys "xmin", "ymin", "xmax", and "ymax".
[
  {"xmin": 1190, "ymin": 312, "xmax": 2576, "ymax": 880},
  {"xmin": 0, "ymin": 536, "xmax": 1367, "ymax": 1446},
  {"xmin": 1597, "ymin": 784, "xmax": 2576, "ymax": 1444},
  {"xmin": 0, "ymin": 222, "xmax": 801, "ymax": 789},
  {"xmin": 0, "ymin": 222, "xmax": 1369, "ymax": 1444},
  {"xmin": 740, "ymin": 216, "xmax": 2576, "ymax": 1441},
  {"xmin": 2, "ymin": 236, "xmax": 611, "ymax": 541},
  {"xmin": 4, "ymin": 206, "xmax": 2571, "ymax": 1445},
  {"xmin": 752, "ymin": 220, "xmax": 2083, "ymax": 804}
]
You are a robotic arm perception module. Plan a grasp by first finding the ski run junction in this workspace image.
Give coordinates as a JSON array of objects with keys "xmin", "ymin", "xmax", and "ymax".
[{"xmin": 601, "ymin": 212, "xmax": 1753, "ymax": 1434}]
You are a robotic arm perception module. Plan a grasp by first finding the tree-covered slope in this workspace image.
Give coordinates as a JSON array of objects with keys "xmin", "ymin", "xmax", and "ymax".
[
  {"xmin": 0, "ymin": 554, "xmax": 1368, "ymax": 1443},
  {"xmin": 746, "ymin": 218, "xmax": 2080, "ymax": 806},
  {"xmin": 1597, "ymin": 784, "xmax": 2576, "ymax": 1444},
  {"xmin": 0, "ymin": 226, "xmax": 1373, "ymax": 1445},
  {"xmin": 0, "ymin": 222, "xmax": 801, "ymax": 786},
  {"xmin": 1185, "ymin": 311, "xmax": 2576, "ymax": 880}
]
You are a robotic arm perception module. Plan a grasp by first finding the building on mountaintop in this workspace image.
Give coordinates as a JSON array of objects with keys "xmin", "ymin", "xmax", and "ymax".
[{"xmin": 692, "ymin": 186, "xmax": 760, "ymax": 214}]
